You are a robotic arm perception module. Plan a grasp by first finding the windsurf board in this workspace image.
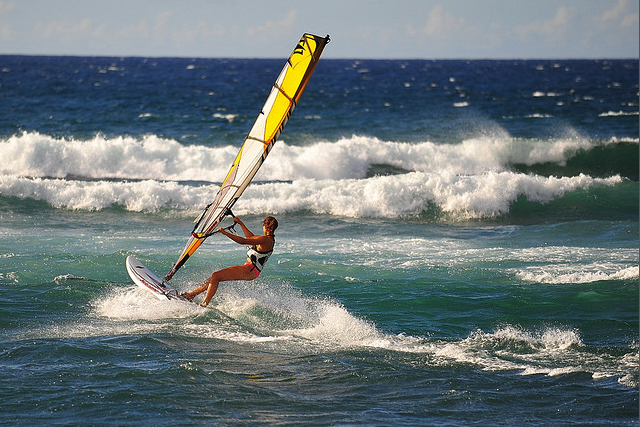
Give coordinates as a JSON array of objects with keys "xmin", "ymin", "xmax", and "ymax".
[{"xmin": 126, "ymin": 255, "xmax": 190, "ymax": 302}]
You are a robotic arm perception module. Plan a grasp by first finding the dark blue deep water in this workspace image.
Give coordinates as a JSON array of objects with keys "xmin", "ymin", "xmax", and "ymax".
[{"xmin": 0, "ymin": 55, "xmax": 638, "ymax": 425}]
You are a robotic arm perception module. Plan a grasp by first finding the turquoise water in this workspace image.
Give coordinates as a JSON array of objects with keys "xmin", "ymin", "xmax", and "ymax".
[{"xmin": 0, "ymin": 57, "xmax": 638, "ymax": 425}]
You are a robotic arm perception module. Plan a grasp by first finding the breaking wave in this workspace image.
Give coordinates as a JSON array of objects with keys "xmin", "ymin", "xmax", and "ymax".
[
  {"xmin": 0, "ymin": 171, "xmax": 630, "ymax": 221},
  {"xmin": 1, "ymin": 132, "xmax": 637, "ymax": 221},
  {"xmin": 1, "ymin": 131, "xmax": 637, "ymax": 181}
]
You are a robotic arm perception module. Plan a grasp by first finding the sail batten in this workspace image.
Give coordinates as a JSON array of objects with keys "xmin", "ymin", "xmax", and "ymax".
[
  {"xmin": 163, "ymin": 33, "xmax": 329, "ymax": 282},
  {"xmin": 246, "ymin": 136, "xmax": 268, "ymax": 145}
]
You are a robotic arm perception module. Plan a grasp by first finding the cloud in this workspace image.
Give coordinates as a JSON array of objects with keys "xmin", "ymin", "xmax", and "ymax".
[
  {"xmin": 515, "ymin": 6, "xmax": 574, "ymax": 40},
  {"xmin": 112, "ymin": 10, "xmax": 173, "ymax": 42},
  {"xmin": 154, "ymin": 10, "xmax": 172, "ymax": 35},
  {"xmin": 116, "ymin": 19, "xmax": 150, "ymax": 41},
  {"xmin": 596, "ymin": 0, "xmax": 638, "ymax": 27},
  {"xmin": 621, "ymin": 13, "xmax": 639, "ymax": 26},
  {"xmin": 0, "ymin": 0, "xmax": 14, "ymax": 18},
  {"xmin": 422, "ymin": 5, "xmax": 465, "ymax": 39},
  {"xmin": 246, "ymin": 9, "xmax": 297, "ymax": 37},
  {"xmin": 0, "ymin": 1, "xmax": 16, "ymax": 40},
  {"xmin": 599, "ymin": 0, "xmax": 627, "ymax": 23},
  {"xmin": 169, "ymin": 20, "xmax": 227, "ymax": 46},
  {"xmin": 0, "ymin": 0, "xmax": 14, "ymax": 15},
  {"xmin": 0, "ymin": 23, "xmax": 11, "ymax": 41},
  {"xmin": 34, "ymin": 17, "xmax": 94, "ymax": 42}
]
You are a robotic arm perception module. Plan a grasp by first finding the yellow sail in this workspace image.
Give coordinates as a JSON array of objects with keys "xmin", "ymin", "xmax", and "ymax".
[{"xmin": 164, "ymin": 33, "xmax": 329, "ymax": 281}]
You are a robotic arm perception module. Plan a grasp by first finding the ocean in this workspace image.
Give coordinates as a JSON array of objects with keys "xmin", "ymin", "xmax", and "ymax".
[{"xmin": 0, "ymin": 55, "xmax": 638, "ymax": 425}]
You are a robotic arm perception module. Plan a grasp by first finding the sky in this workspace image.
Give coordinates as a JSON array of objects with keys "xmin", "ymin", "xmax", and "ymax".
[{"xmin": 0, "ymin": 0, "xmax": 638, "ymax": 59}]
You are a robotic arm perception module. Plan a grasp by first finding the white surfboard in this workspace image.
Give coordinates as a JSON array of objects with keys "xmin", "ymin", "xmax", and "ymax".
[
  {"xmin": 125, "ymin": 256, "xmax": 237, "ymax": 321},
  {"xmin": 126, "ymin": 255, "xmax": 190, "ymax": 302}
]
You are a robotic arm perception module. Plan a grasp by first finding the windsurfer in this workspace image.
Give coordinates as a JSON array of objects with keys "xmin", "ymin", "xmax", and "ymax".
[{"xmin": 181, "ymin": 216, "xmax": 277, "ymax": 307}]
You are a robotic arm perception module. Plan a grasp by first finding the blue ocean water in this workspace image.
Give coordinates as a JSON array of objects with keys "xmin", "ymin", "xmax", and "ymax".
[{"xmin": 0, "ymin": 55, "xmax": 638, "ymax": 425}]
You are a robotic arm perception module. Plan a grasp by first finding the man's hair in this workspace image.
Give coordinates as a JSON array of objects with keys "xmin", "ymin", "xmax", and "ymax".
[{"xmin": 264, "ymin": 216, "xmax": 278, "ymax": 232}]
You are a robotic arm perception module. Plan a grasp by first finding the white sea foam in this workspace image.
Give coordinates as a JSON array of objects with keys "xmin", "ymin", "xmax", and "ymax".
[
  {"xmin": 0, "ymin": 171, "xmax": 623, "ymax": 218},
  {"xmin": 598, "ymin": 110, "xmax": 639, "ymax": 117},
  {"xmin": 26, "ymin": 278, "xmax": 636, "ymax": 386},
  {"xmin": 94, "ymin": 287, "xmax": 200, "ymax": 321},
  {"xmin": 212, "ymin": 112, "xmax": 239, "ymax": 122},
  {"xmin": 0, "ymin": 131, "xmax": 630, "ymax": 218},
  {"xmin": 216, "ymin": 282, "xmax": 637, "ymax": 384},
  {"xmin": 431, "ymin": 326, "xmax": 584, "ymax": 373},
  {"xmin": 255, "ymin": 172, "xmax": 623, "ymax": 218},
  {"xmin": 316, "ymin": 238, "xmax": 637, "ymax": 276},
  {"xmin": 0, "ymin": 132, "xmax": 240, "ymax": 182},
  {"xmin": 0, "ymin": 175, "xmax": 210, "ymax": 211},
  {"xmin": 427, "ymin": 324, "xmax": 638, "ymax": 383},
  {"xmin": 532, "ymin": 91, "xmax": 561, "ymax": 97},
  {"xmin": 517, "ymin": 264, "xmax": 639, "ymax": 284},
  {"xmin": 524, "ymin": 113, "xmax": 553, "ymax": 118},
  {"xmin": 213, "ymin": 280, "xmax": 385, "ymax": 347},
  {"xmin": 0, "ymin": 131, "xmax": 628, "ymax": 182}
]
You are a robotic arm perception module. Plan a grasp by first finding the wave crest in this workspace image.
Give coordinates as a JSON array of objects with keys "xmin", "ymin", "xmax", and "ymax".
[
  {"xmin": 0, "ymin": 171, "xmax": 625, "ymax": 219},
  {"xmin": 1, "ymin": 131, "xmax": 635, "ymax": 181}
]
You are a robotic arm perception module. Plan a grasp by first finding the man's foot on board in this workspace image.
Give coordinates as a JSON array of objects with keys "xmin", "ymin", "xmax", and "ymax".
[{"xmin": 179, "ymin": 292, "xmax": 194, "ymax": 302}]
